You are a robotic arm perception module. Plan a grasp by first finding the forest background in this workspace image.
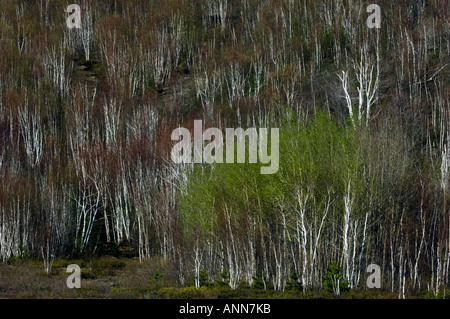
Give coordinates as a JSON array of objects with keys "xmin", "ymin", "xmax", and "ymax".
[{"xmin": 0, "ymin": 0, "xmax": 449, "ymax": 298}]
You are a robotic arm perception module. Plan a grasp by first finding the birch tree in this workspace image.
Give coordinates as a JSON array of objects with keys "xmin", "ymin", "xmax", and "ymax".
[
  {"xmin": 203, "ymin": 0, "xmax": 228, "ymax": 31},
  {"xmin": 42, "ymin": 45, "xmax": 71, "ymax": 98},
  {"xmin": 103, "ymin": 95, "xmax": 121, "ymax": 150},
  {"xmin": 80, "ymin": 8, "xmax": 94, "ymax": 61},
  {"xmin": 338, "ymin": 39, "xmax": 380, "ymax": 126},
  {"xmin": 337, "ymin": 70, "xmax": 355, "ymax": 126},
  {"xmin": 353, "ymin": 42, "xmax": 380, "ymax": 126},
  {"xmin": 18, "ymin": 94, "xmax": 43, "ymax": 168},
  {"xmin": 194, "ymin": 67, "xmax": 220, "ymax": 120},
  {"xmin": 343, "ymin": 181, "xmax": 353, "ymax": 286}
]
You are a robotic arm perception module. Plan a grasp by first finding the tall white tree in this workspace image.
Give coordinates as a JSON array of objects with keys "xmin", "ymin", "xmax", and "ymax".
[{"xmin": 18, "ymin": 94, "xmax": 43, "ymax": 168}]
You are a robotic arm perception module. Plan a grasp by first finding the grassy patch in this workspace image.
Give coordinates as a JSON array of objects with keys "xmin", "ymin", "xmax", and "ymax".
[{"xmin": 0, "ymin": 258, "xmax": 445, "ymax": 299}]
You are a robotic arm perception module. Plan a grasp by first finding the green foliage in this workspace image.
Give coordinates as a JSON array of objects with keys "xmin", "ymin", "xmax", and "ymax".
[
  {"xmin": 424, "ymin": 290, "xmax": 446, "ymax": 299},
  {"xmin": 81, "ymin": 270, "xmax": 97, "ymax": 279},
  {"xmin": 285, "ymin": 271, "xmax": 303, "ymax": 291},
  {"xmin": 216, "ymin": 268, "xmax": 231, "ymax": 288},
  {"xmin": 198, "ymin": 269, "xmax": 212, "ymax": 287},
  {"xmin": 153, "ymin": 270, "xmax": 163, "ymax": 281},
  {"xmin": 279, "ymin": 111, "xmax": 363, "ymax": 196},
  {"xmin": 147, "ymin": 270, "xmax": 166, "ymax": 290},
  {"xmin": 252, "ymin": 269, "xmax": 273, "ymax": 290},
  {"xmin": 90, "ymin": 257, "xmax": 126, "ymax": 270},
  {"xmin": 323, "ymin": 262, "xmax": 349, "ymax": 295},
  {"xmin": 158, "ymin": 286, "xmax": 220, "ymax": 299},
  {"xmin": 18, "ymin": 242, "xmax": 30, "ymax": 259},
  {"xmin": 51, "ymin": 259, "xmax": 87, "ymax": 268},
  {"xmin": 180, "ymin": 111, "xmax": 364, "ymax": 243},
  {"xmin": 86, "ymin": 257, "xmax": 126, "ymax": 276},
  {"xmin": 252, "ymin": 269, "xmax": 266, "ymax": 290},
  {"xmin": 189, "ymin": 269, "xmax": 214, "ymax": 288}
]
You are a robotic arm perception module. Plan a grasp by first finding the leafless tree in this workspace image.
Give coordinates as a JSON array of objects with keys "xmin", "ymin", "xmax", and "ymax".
[{"xmin": 18, "ymin": 94, "xmax": 43, "ymax": 168}]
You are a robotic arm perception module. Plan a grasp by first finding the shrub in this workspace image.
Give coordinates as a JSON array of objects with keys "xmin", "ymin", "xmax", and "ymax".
[
  {"xmin": 285, "ymin": 271, "xmax": 303, "ymax": 291},
  {"xmin": 189, "ymin": 269, "xmax": 214, "ymax": 288},
  {"xmin": 323, "ymin": 262, "xmax": 349, "ymax": 296},
  {"xmin": 81, "ymin": 270, "xmax": 97, "ymax": 279},
  {"xmin": 252, "ymin": 269, "xmax": 270, "ymax": 290},
  {"xmin": 216, "ymin": 268, "xmax": 230, "ymax": 288},
  {"xmin": 90, "ymin": 257, "xmax": 126, "ymax": 270},
  {"xmin": 158, "ymin": 286, "xmax": 219, "ymax": 299}
]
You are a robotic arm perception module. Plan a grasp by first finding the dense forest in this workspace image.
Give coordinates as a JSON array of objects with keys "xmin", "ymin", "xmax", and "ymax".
[{"xmin": 0, "ymin": 0, "xmax": 449, "ymax": 298}]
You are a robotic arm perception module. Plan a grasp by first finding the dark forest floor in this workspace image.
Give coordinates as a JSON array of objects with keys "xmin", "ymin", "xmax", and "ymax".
[{"xmin": 0, "ymin": 257, "xmax": 444, "ymax": 299}]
